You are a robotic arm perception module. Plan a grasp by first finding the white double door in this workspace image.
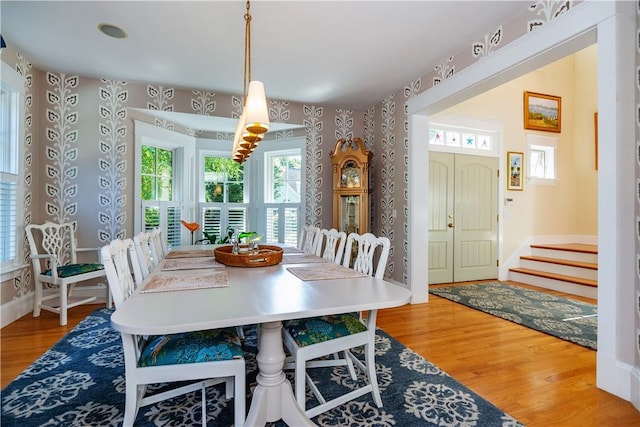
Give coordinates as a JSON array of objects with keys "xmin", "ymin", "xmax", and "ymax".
[{"xmin": 428, "ymin": 152, "xmax": 498, "ymax": 284}]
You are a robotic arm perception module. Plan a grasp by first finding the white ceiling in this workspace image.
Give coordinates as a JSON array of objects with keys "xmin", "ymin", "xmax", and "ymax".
[{"xmin": 1, "ymin": 1, "xmax": 524, "ymax": 112}]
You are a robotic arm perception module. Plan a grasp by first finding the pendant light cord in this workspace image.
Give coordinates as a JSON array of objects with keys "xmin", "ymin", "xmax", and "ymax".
[{"xmin": 243, "ymin": 0, "xmax": 252, "ymax": 104}]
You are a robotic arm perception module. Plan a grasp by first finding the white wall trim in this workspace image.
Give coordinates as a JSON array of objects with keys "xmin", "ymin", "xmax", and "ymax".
[
  {"xmin": 1, "ymin": 293, "xmax": 34, "ymax": 328},
  {"xmin": 1, "ymin": 286, "xmax": 107, "ymax": 328}
]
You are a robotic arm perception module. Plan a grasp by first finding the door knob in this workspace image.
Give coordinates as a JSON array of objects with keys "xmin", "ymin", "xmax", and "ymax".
[{"xmin": 448, "ymin": 223, "xmax": 454, "ymax": 228}]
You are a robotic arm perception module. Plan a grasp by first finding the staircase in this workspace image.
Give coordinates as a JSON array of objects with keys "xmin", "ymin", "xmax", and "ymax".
[{"xmin": 508, "ymin": 243, "xmax": 598, "ymax": 299}]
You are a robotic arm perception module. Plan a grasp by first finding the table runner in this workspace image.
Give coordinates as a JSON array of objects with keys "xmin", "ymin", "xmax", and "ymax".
[
  {"xmin": 140, "ymin": 270, "xmax": 229, "ymax": 293},
  {"xmin": 281, "ymin": 253, "xmax": 329, "ymax": 264},
  {"xmin": 161, "ymin": 257, "xmax": 224, "ymax": 271},
  {"xmin": 165, "ymin": 249, "xmax": 214, "ymax": 259},
  {"xmin": 287, "ymin": 263, "xmax": 368, "ymax": 281}
]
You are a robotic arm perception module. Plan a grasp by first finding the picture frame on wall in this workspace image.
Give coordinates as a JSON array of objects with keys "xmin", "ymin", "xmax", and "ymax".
[
  {"xmin": 507, "ymin": 151, "xmax": 524, "ymax": 191},
  {"xmin": 523, "ymin": 91, "xmax": 561, "ymax": 133}
]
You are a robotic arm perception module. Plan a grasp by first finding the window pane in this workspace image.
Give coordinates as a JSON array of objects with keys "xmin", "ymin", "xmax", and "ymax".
[
  {"xmin": 268, "ymin": 153, "xmax": 301, "ymax": 203},
  {"xmin": 141, "ymin": 175, "xmax": 155, "ymax": 200},
  {"xmin": 478, "ymin": 135, "xmax": 492, "ymax": 150},
  {"xmin": 157, "ymin": 153, "xmax": 173, "ymax": 178},
  {"xmin": 205, "ymin": 182, "xmax": 224, "ymax": 203},
  {"xmin": 228, "ymin": 183, "xmax": 244, "ymax": 203},
  {"xmin": 530, "ymin": 150, "xmax": 545, "ymax": 178},
  {"xmin": 430, "ymin": 129, "xmax": 444, "ymax": 145},
  {"xmin": 462, "ymin": 133, "xmax": 476, "ymax": 148},
  {"xmin": 203, "ymin": 155, "xmax": 244, "ymax": 203},
  {"xmin": 141, "ymin": 146, "xmax": 155, "ymax": 174},
  {"xmin": 446, "ymin": 131, "xmax": 460, "ymax": 147},
  {"xmin": 157, "ymin": 177, "xmax": 172, "ymax": 201}
]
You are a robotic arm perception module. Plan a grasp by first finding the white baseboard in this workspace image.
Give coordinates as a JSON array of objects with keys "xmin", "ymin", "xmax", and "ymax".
[
  {"xmin": 1, "ymin": 285, "xmax": 108, "ymax": 328},
  {"xmin": 631, "ymin": 367, "xmax": 640, "ymax": 411},
  {"xmin": 1, "ymin": 293, "xmax": 34, "ymax": 328},
  {"xmin": 597, "ymin": 351, "xmax": 633, "ymax": 402}
]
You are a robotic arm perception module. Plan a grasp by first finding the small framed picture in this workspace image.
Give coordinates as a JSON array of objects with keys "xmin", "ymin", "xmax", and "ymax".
[
  {"xmin": 507, "ymin": 151, "xmax": 524, "ymax": 191},
  {"xmin": 524, "ymin": 91, "xmax": 561, "ymax": 133}
]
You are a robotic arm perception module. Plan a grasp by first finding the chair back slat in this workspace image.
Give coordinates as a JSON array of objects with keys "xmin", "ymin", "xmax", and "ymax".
[
  {"xmin": 315, "ymin": 228, "xmax": 347, "ymax": 264},
  {"xmin": 298, "ymin": 225, "xmax": 320, "ymax": 254},
  {"xmin": 149, "ymin": 228, "xmax": 168, "ymax": 260},
  {"xmin": 133, "ymin": 231, "xmax": 155, "ymax": 279},
  {"xmin": 101, "ymin": 238, "xmax": 142, "ymax": 308},
  {"xmin": 343, "ymin": 232, "xmax": 390, "ymax": 279},
  {"xmin": 26, "ymin": 222, "xmax": 78, "ymax": 267}
]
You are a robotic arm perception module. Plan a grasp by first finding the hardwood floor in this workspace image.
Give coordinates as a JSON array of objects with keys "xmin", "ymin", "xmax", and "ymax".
[{"xmin": 2, "ymin": 281, "xmax": 639, "ymax": 426}]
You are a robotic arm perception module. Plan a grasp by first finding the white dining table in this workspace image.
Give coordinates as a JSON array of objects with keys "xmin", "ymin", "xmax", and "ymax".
[{"xmin": 110, "ymin": 245, "xmax": 412, "ymax": 427}]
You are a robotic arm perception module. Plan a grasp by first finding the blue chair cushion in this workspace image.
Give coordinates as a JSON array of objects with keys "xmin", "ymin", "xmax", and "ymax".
[
  {"xmin": 285, "ymin": 314, "xmax": 366, "ymax": 347},
  {"xmin": 44, "ymin": 263, "xmax": 104, "ymax": 278},
  {"xmin": 139, "ymin": 327, "xmax": 243, "ymax": 367}
]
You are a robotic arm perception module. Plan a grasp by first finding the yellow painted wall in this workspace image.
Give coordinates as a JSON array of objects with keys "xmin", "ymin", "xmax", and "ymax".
[{"xmin": 443, "ymin": 45, "xmax": 597, "ymax": 260}]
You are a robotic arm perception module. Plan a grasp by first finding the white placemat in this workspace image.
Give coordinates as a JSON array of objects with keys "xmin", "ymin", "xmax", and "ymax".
[
  {"xmin": 286, "ymin": 263, "xmax": 368, "ymax": 281},
  {"xmin": 281, "ymin": 253, "xmax": 329, "ymax": 264},
  {"xmin": 140, "ymin": 270, "xmax": 229, "ymax": 293},
  {"xmin": 166, "ymin": 249, "xmax": 214, "ymax": 259},
  {"xmin": 161, "ymin": 257, "xmax": 225, "ymax": 271}
]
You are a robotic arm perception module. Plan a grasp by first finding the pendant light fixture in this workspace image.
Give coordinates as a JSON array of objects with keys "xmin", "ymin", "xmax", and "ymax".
[{"xmin": 232, "ymin": 0, "xmax": 269, "ymax": 163}]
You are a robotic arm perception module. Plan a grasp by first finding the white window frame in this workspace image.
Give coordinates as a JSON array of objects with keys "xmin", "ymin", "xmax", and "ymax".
[
  {"xmin": 526, "ymin": 133, "xmax": 557, "ymax": 185},
  {"xmin": 0, "ymin": 62, "xmax": 27, "ymax": 280},
  {"xmin": 197, "ymin": 146, "xmax": 251, "ymax": 242},
  {"xmin": 134, "ymin": 120, "xmax": 196, "ymax": 247},
  {"xmin": 262, "ymin": 145, "xmax": 304, "ymax": 245},
  {"xmin": 427, "ymin": 113, "xmax": 500, "ymax": 158},
  {"xmin": 251, "ymin": 138, "xmax": 305, "ymax": 244},
  {"xmin": 196, "ymin": 136, "xmax": 306, "ymax": 244}
]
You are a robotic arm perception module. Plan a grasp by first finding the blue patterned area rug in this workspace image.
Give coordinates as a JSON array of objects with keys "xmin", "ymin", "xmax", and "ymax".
[
  {"xmin": 430, "ymin": 281, "xmax": 597, "ymax": 350},
  {"xmin": 1, "ymin": 308, "xmax": 523, "ymax": 426}
]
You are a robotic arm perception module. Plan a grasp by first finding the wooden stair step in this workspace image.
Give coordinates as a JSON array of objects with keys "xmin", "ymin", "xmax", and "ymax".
[
  {"xmin": 529, "ymin": 243, "xmax": 598, "ymax": 254},
  {"xmin": 509, "ymin": 267, "xmax": 597, "ymax": 287},
  {"xmin": 519, "ymin": 255, "xmax": 598, "ymax": 270}
]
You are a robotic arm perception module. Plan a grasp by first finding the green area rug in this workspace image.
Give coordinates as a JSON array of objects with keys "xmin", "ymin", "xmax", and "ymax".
[{"xmin": 429, "ymin": 281, "xmax": 597, "ymax": 350}]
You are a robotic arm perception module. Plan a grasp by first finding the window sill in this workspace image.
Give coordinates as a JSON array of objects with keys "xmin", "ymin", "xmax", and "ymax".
[{"xmin": 527, "ymin": 177, "xmax": 557, "ymax": 186}]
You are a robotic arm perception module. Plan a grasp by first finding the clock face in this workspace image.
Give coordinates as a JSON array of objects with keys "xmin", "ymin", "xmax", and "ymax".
[{"xmin": 341, "ymin": 160, "xmax": 360, "ymax": 188}]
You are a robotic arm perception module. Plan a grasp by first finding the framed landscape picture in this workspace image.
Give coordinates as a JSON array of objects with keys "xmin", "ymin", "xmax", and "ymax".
[
  {"xmin": 524, "ymin": 91, "xmax": 561, "ymax": 133},
  {"xmin": 507, "ymin": 151, "xmax": 524, "ymax": 191}
]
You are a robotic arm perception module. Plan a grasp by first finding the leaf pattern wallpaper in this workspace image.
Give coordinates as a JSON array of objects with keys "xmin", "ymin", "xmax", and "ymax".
[{"xmin": 3, "ymin": 0, "xmax": 629, "ymax": 314}]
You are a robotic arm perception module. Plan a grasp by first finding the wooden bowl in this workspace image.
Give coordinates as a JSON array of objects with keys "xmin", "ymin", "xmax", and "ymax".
[{"xmin": 213, "ymin": 245, "xmax": 283, "ymax": 267}]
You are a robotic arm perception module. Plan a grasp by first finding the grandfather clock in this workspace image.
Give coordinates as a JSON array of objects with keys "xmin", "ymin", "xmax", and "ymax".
[{"xmin": 331, "ymin": 137, "xmax": 371, "ymax": 235}]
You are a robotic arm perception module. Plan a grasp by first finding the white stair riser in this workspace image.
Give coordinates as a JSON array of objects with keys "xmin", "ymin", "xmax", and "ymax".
[
  {"xmin": 509, "ymin": 271, "xmax": 597, "ymax": 299},
  {"xmin": 519, "ymin": 259, "xmax": 597, "ymax": 281},
  {"xmin": 530, "ymin": 248, "xmax": 597, "ymax": 264}
]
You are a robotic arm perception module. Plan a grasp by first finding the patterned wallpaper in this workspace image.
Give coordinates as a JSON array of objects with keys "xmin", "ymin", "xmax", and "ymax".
[
  {"xmin": 635, "ymin": 1, "xmax": 640, "ymax": 371},
  {"xmin": 0, "ymin": 0, "xmax": 608, "ymax": 304}
]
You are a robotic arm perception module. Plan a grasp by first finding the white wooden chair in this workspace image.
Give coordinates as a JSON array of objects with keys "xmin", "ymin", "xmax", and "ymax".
[
  {"xmin": 314, "ymin": 228, "xmax": 347, "ymax": 264},
  {"xmin": 133, "ymin": 231, "xmax": 155, "ymax": 279},
  {"xmin": 101, "ymin": 238, "xmax": 246, "ymax": 426},
  {"xmin": 148, "ymin": 227, "xmax": 168, "ymax": 260},
  {"xmin": 283, "ymin": 232, "xmax": 391, "ymax": 417},
  {"xmin": 25, "ymin": 222, "xmax": 106, "ymax": 326},
  {"xmin": 297, "ymin": 225, "xmax": 321, "ymax": 254}
]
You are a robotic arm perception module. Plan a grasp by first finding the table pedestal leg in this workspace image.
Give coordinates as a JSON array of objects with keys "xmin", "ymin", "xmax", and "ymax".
[{"xmin": 245, "ymin": 321, "xmax": 316, "ymax": 427}]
